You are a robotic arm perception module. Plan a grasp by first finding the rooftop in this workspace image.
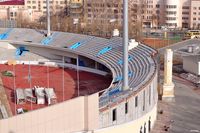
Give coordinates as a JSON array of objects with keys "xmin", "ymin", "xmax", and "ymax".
[
  {"xmin": 159, "ymin": 39, "xmax": 200, "ymax": 56},
  {"xmin": 0, "ymin": 28, "xmax": 157, "ymax": 110},
  {"xmin": 0, "ymin": 0, "xmax": 24, "ymax": 5}
]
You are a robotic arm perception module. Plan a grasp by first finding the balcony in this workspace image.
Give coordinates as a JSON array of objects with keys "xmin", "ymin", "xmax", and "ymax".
[{"xmin": 70, "ymin": 3, "xmax": 82, "ymax": 9}]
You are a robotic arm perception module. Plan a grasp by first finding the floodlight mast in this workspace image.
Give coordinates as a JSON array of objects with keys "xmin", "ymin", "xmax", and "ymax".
[
  {"xmin": 123, "ymin": 0, "xmax": 129, "ymax": 91},
  {"xmin": 46, "ymin": 0, "xmax": 51, "ymax": 36}
]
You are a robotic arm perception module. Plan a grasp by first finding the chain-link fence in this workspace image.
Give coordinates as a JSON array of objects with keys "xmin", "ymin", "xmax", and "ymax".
[{"xmin": 0, "ymin": 20, "xmax": 17, "ymax": 28}]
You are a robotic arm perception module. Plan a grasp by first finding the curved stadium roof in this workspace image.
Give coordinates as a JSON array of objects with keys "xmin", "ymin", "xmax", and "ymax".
[{"xmin": 0, "ymin": 28, "xmax": 157, "ymax": 108}]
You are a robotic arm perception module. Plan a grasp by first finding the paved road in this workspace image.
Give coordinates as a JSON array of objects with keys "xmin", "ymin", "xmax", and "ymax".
[
  {"xmin": 152, "ymin": 78, "xmax": 200, "ymax": 133},
  {"xmin": 170, "ymin": 80, "xmax": 200, "ymax": 133}
]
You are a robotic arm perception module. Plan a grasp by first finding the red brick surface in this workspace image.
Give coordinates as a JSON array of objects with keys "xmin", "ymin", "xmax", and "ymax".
[{"xmin": 0, "ymin": 64, "xmax": 111, "ymax": 115}]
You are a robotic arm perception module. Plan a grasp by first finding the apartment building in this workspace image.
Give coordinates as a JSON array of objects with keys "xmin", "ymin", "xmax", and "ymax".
[
  {"xmin": 0, "ymin": 0, "xmax": 68, "ymax": 22},
  {"xmin": 84, "ymin": 0, "xmax": 200, "ymax": 29},
  {"xmin": 69, "ymin": 0, "xmax": 84, "ymax": 19},
  {"xmin": 24, "ymin": 0, "xmax": 68, "ymax": 21},
  {"xmin": 0, "ymin": 0, "xmax": 31, "ymax": 21},
  {"xmin": 1, "ymin": 0, "xmax": 200, "ymax": 29},
  {"xmin": 84, "ymin": 0, "xmax": 137, "ymax": 27},
  {"xmin": 190, "ymin": 0, "xmax": 200, "ymax": 28}
]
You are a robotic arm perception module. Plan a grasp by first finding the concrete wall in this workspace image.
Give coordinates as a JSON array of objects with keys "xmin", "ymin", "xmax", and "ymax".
[
  {"xmin": 183, "ymin": 56, "xmax": 200, "ymax": 75},
  {"xmin": 0, "ymin": 41, "xmax": 16, "ymax": 49},
  {"xmin": 94, "ymin": 103, "xmax": 157, "ymax": 133},
  {"xmin": 99, "ymin": 71, "xmax": 158, "ymax": 131},
  {"xmin": 0, "ymin": 93, "xmax": 99, "ymax": 133},
  {"xmin": 198, "ymin": 62, "xmax": 200, "ymax": 75}
]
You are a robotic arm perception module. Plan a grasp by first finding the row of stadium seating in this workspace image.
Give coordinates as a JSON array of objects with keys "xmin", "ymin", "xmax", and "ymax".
[{"xmin": 0, "ymin": 28, "xmax": 156, "ymax": 108}]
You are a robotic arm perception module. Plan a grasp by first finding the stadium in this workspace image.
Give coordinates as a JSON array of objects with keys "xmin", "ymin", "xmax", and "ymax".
[{"xmin": 0, "ymin": 28, "xmax": 158, "ymax": 133}]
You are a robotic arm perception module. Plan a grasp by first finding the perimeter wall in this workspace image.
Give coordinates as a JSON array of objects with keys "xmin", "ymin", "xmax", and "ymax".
[{"xmin": 0, "ymin": 93, "xmax": 99, "ymax": 133}]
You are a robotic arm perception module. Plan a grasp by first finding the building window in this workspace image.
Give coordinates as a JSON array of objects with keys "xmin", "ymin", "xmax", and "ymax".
[
  {"xmin": 148, "ymin": 117, "xmax": 151, "ymax": 132},
  {"xmin": 182, "ymin": 17, "xmax": 189, "ymax": 20},
  {"xmin": 135, "ymin": 96, "xmax": 138, "ymax": 107},
  {"xmin": 143, "ymin": 91, "xmax": 145, "ymax": 111},
  {"xmin": 125, "ymin": 102, "xmax": 128, "ymax": 114},
  {"xmin": 10, "ymin": 12, "xmax": 14, "ymax": 17},
  {"xmin": 182, "ymin": 6, "xmax": 189, "ymax": 9},
  {"xmin": 112, "ymin": 109, "xmax": 117, "ymax": 121},
  {"xmin": 156, "ymin": 4, "xmax": 160, "ymax": 8},
  {"xmin": 182, "ymin": 12, "xmax": 189, "ymax": 15},
  {"xmin": 144, "ymin": 123, "xmax": 146, "ymax": 133},
  {"xmin": 166, "ymin": 11, "xmax": 176, "ymax": 15},
  {"xmin": 149, "ymin": 86, "xmax": 151, "ymax": 105},
  {"xmin": 140, "ymin": 127, "xmax": 143, "ymax": 133},
  {"xmin": 166, "ymin": 5, "xmax": 177, "ymax": 8}
]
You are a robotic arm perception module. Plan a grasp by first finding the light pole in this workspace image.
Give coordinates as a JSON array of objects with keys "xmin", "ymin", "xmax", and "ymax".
[
  {"xmin": 76, "ymin": 56, "xmax": 80, "ymax": 96},
  {"xmin": 46, "ymin": 0, "xmax": 51, "ymax": 36},
  {"xmin": 13, "ymin": 64, "xmax": 16, "ymax": 115},
  {"xmin": 123, "ymin": 0, "xmax": 129, "ymax": 91},
  {"xmin": 62, "ymin": 56, "xmax": 65, "ymax": 101}
]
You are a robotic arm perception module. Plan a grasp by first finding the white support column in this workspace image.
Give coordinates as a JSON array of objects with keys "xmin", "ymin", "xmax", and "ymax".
[{"xmin": 162, "ymin": 49, "xmax": 175, "ymax": 101}]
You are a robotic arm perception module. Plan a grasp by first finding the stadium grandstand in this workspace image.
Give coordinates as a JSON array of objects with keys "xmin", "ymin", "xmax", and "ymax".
[{"xmin": 0, "ymin": 28, "xmax": 158, "ymax": 133}]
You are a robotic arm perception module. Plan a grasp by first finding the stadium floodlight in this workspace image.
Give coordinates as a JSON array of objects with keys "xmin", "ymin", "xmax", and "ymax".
[
  {"xmin": 123, "ymin": 0, "xmax": 129, "ymax": 90},
  {"xmin": 46, "ymin": 0, "xmax": 51, "ymax": 36}
]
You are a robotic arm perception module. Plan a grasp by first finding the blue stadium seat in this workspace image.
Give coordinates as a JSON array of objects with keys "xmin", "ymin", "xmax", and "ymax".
[
  {"xmin": 96, "ymin": 46, "xmax": 112, "ymax": 57},
  {"xmin": 69, "ymin": 37, "xmax": 95, "ymax": 50},
  {"xmin": 0, "ymin": 28, "xmax": 12, "ymax": 40},
  {"xmin": 15, "ymin": 46, "xmax": 29, "ymax": 58},
  {"xmin": 70, "ymin": 42, "xmax": 81, "ymax": 49},
  {"xmin": 128, "ymin": 71, "xmax": 133, "ymax": 77},
  {"xmin": 109, "ymin": 87, "xmax": 121, "ymax": 96},
  {"xmin": 41, "ymin": 33, "xmax": 58, "ymax": 45},
  {"xmin": 78, "ymin": 59, "xmax": 85, "ymax": 67},
  {"xmin": 118, "ymin": 55, "xmax": 133, "ymax": 65},
  {"xmin": 114, "ymin": 71, "xmax": 134, "ymax": 82}
]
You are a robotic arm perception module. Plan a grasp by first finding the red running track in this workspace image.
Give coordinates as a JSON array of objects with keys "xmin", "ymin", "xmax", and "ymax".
[{"xmin": 0, "ymin": 64, "xmax": 112, "ymax": 115}]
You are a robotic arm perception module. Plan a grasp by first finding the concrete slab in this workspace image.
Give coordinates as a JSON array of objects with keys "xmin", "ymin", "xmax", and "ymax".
[{"xmin": 152, "ymin": 77, "xmax": 200, "ymax": 133}]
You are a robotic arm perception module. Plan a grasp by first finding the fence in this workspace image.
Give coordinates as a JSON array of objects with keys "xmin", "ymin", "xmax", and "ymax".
[{"xmin": 0, "ymin": 20, "xmax": 17, "ymax": 28}]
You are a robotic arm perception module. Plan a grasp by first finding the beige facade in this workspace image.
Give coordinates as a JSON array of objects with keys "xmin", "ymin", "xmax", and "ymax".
[
  {"xmin": 83, "ymin": 0, "xmax": 200, "ymax": 29},
  {"xmin": 24, "ymin": 0, "xmax": 68, "ymax": 21},
  {"xmin": 84, "ymin": 0, "xmax": 136, "ymax": 26},
  {"xmin": 190, "ymin": 0, "xmax": 200, "ymax": 28},
  {"xmin": 0, "ymin": 0, "xmax": 68, "ymax": 22},
  {"xmin": 0, "ymin": 4, "xmax": 30, "ymax": 21},
  {"xmin": 0, "ymin": 93, "xmax": 99, "ymax": 133},
  {"xmin": 69, "ymin": 0, "xmax": 84, "ymax": 17},
  {"xmin": 94, "ymin": 104, "xmax": 157, "ymax": 133},
  {"xmin": 1, "ymin": 0, "xmax": 200, "ymax": 28}
]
